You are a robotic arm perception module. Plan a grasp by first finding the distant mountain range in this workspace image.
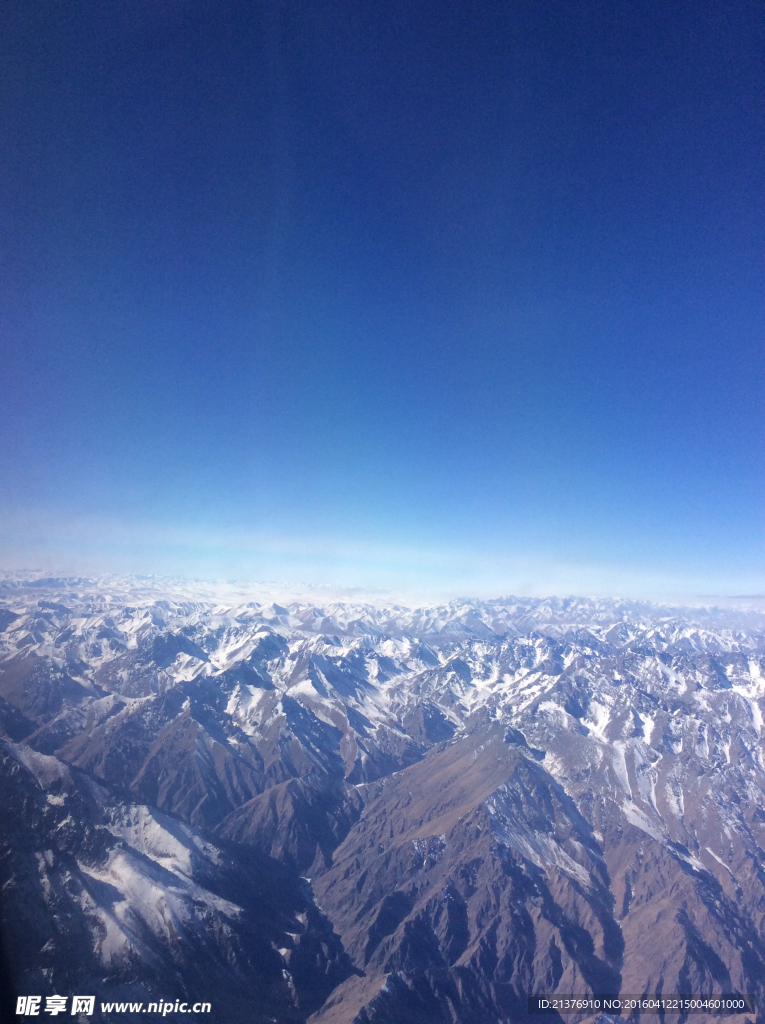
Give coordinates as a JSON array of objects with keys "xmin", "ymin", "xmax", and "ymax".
[{"xmin": 1, "ymin": 575, "xmax": 763, "ymax": 1023}]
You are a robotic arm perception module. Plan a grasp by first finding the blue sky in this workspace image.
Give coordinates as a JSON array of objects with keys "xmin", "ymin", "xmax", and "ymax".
[{"xmin": 1, "ymin": 0, "xmax": 763, "ymax": 600}]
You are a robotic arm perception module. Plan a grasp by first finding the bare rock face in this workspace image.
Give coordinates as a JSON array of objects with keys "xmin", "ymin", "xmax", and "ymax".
[
  {"xmin": 218, "ymin": 773, "xmax": 364, "ymax": 875},
  {"xmin": 310, "ymin": 729, "xmax": 624, "ymax": 1024},
  {"xmin": 1, "ymin": 576, "xmax": 764, "ymax": 1023}
]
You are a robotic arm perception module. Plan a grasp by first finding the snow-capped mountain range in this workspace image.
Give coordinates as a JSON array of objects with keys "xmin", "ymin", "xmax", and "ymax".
[{"xmin": 1, "ymin": 574, "xmax": 764, "ymax": 1023}]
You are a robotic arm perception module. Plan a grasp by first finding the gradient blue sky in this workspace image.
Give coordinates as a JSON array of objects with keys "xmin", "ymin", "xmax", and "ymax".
[{"xmin": 1, "ymin": 0, "xmax": 763, "ymax": 600}]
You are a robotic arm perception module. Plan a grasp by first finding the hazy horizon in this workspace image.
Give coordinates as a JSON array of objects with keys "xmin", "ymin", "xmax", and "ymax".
[{"xmin": 3, "ymin": 563, "xmax": 765, "ymax": 613}]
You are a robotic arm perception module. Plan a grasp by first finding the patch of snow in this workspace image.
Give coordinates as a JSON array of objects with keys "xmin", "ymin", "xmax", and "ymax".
[
  {"xmin": 611, "ymin": 741, "xmax": 633, "ymax": 799},
  {"xmin": 622, "ymin": 801, "xmax": 664, "ymax": 842},
  {"xmin": 639, "ymin": 712, "xmax": 655, "ymax": 744},
  {"xmin": 704, "ymin": 846, "xmax": 734, "ymax": 876},
  {"xmin": 486, "ymin": 786, "xmax": 592, "ymax": 888}
]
